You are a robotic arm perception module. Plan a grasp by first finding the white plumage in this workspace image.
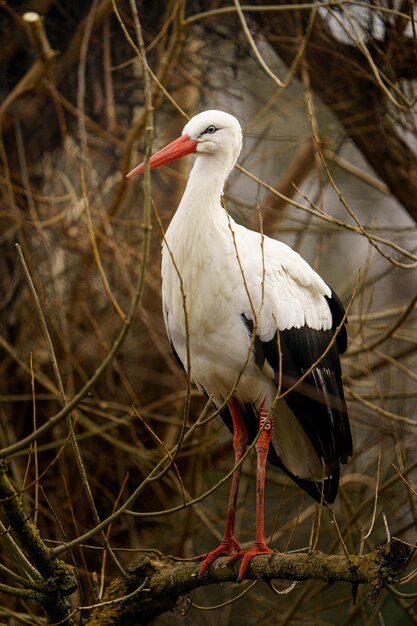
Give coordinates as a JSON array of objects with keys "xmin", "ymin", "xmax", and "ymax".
[
  {"xmin": 128, "ymin": 110, "xmax": 352, "ymax": 581},
  {"xmin": 162, "ymin": 112, "xmax": 330, "ymax": 401}
]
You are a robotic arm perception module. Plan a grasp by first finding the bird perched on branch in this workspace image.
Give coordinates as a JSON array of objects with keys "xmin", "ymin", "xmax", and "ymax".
[{"xmin": 128, "ymin": 110, "xmax": 352, "ymax": 582}]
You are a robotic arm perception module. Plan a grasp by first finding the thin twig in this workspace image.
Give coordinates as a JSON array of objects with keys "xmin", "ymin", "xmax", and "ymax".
[{"xmin": 362, "ymin": 444, "xmax": 382, "ymax": 544}]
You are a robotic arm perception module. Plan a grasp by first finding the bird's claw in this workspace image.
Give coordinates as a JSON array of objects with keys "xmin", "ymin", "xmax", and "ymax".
[
  {"xmin": 196, "ymin": 537, "xmax": 242, "ymax": 579},
  {"xmin": 227, "ymin": 543, "xmax": 274, "ymax": 582}
]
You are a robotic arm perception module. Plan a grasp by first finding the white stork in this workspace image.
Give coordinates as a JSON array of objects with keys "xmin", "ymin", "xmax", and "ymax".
[{"xmin": 128, "ymin": 110, "xmax": 352, "ymax": 582}]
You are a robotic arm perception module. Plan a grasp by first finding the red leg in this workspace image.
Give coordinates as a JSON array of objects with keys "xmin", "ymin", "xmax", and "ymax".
[
  {"xmin": 197, "ymin": 398, "xmax": 247, "ymax": 578},
  {"xmin": 228, "ymin": 403, "xmax": 274, "ymax": 582}
]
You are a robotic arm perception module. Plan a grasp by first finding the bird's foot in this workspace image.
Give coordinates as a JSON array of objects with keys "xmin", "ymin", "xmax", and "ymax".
[
  {"xmin": 196, "ymin": 536, "xmax": 242, "ymax": 579},
  {"xmin": 227, "ymin": 542, "xmax": 274, "ymax": 582}
]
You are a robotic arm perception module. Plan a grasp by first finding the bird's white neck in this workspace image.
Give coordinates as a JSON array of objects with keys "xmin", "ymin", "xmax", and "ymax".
[
  {"xmin": 163, "ymin": 152, "xmax": 234, "ymax": 295},
  {"xmin": 175, "ymin": 152, "xmax": 233, "ymax": 224}
]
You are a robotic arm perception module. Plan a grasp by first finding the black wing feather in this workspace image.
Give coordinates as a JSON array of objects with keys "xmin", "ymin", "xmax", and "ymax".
[
  {"xmin": 240, "ymin": 291, "xmax": 352, "ymax": 504},
  {"xmin": 279, "ymin": 327, "xmax": 352, "ymax": 468},
  {"xmin": 325, "ymin": 285, "xmax": 348, "ymax": 354}
]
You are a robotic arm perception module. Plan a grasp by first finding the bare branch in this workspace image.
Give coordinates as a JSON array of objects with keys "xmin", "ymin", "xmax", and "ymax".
[{"xmin": 87, "ymin": 540, "xmax": 413, "ymax": 626}]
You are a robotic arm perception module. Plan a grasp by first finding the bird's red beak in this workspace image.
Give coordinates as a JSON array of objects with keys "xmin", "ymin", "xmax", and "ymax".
[{"xmin": 127, "ymin": 134, "xmax": 198, "ymax": 177}]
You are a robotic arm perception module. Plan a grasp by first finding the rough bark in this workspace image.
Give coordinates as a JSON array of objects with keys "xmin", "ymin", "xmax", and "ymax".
[
  {"xmin": 0, "ymin": 462, "xmax": 77, "ymax": 625},
  {"xmin": 87, "ymin": 540, "xmax": 413, "ymax": 626}
]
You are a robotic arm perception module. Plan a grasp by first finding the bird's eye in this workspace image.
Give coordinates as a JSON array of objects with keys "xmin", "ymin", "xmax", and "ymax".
[{"xmin": 204, "ymin": 125, "xmax": 217, "ymax": 135}]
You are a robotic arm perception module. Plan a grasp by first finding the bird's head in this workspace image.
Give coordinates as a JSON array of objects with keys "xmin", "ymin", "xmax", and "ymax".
[{"xmin": 127, "ymin": 110, "xmax": 242, "ymax": 178}]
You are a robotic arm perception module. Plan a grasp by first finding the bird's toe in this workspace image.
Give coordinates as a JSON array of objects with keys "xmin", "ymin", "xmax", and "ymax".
[
  {"xmin": 196, "ymin": 537, "xmax": 242, "ymax": 579},
  {"xmin": 226, "ymin": 543, "xmax": 274, "ymax": 582}
]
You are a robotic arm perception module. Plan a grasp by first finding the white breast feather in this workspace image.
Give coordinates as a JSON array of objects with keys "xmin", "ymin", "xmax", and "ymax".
[{"xmin": 162, "ymin": 211, "xmax": 333, "ymax": 405}]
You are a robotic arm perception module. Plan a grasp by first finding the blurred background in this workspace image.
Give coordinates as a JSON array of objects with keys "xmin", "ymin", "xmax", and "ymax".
[{"xmin": 0, "ymin": 1, "xmax": 416, "ymax": 624}]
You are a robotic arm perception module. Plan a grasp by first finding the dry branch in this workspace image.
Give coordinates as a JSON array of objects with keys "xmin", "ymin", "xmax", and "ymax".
[
  {"xmin": 252, "ymin": 0, "xmax": 417, "ymax": 222},
  {"xmin": 0, "ymin": 461, "xmax": 77, "ymax": 624},
  {"xmin": 87, "ymin": 540, "xmax": 413, "ymax": 626},
  {"xmin": 0, "ymin": 12, "xmax": 58, "ymax": 122},
  {"xmin": 1, "ymin": 2, "xmax": 416, "ymax": 624},
  {"xmin": 255, "ymin": 140, "xmax": 317, "ymax": 229}
]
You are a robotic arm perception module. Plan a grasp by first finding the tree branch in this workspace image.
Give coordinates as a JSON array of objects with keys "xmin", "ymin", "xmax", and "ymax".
[
  {"xmin": 0, "ymin": 461, "xmax": 77, "ymax": 624},
  {"xmin": 87, "ymin": 539, "xmax": 413, "ymax": 626},
  {"xmin": 252, "ymin": 0, "xmax": 417, "ymax": 223}
]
